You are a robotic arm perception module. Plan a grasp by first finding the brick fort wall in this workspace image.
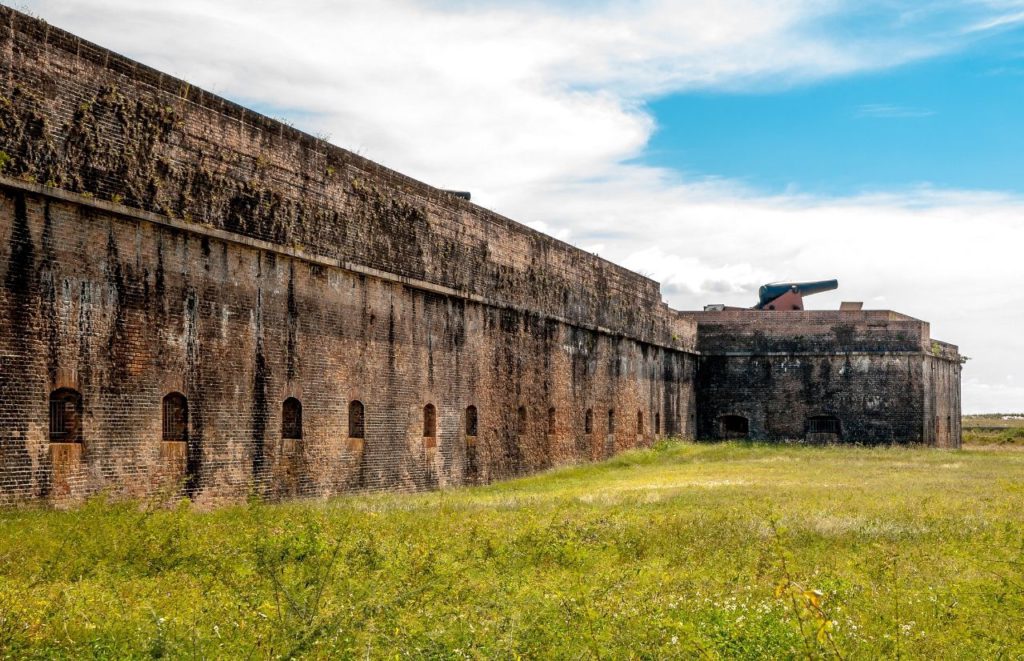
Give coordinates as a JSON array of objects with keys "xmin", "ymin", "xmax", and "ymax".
[
  {"xmin": 0, "ymin": 8, "xmax": 697, "ymax": 505},
  {"xmin": 0, "ymin": 7, "xmax": 962, "ymax": 505},
  {"xmin": 680, "ymin": 311, "xmax": 962, "ymax": 447}
]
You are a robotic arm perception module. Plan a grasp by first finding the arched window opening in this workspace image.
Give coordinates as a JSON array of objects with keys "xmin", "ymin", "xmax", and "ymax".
[
  {"xmin": 547, "ymin": 407, "xmax": 556, "ymax": 435},
  {"xmin": 517, "ymin": 406, "xmax": 527, "ymax": 435},
  {"xmin": 423, "ymin": 404, "xmax": 437, "ymax": 438},
  {"xmin": 637, "ymin": 410, "xmax": 644, "ymax": 434},
  {"xmin": 348, "ymin": 400, "xmax": 365, "ymax": 439},
  {"xmin": 806, "ymin": 415, "xmax": 841, "ymax": 441},
  {"xmin": 584, "ymin": 409, "xmax": 593, "ymax": 434},
  {"xmin": 465, "ymin": 405, "xmax": 478, "ymax": 436},
  {"xmin": 162, "ymin": 392, "xmax": 188, "ymax": 442},
  {"xmin": 655, "ymin": 412, "xmax": 661, "ymax": 435},
  {"xmin": 282, "ymin": 398, "xmax": 302, "ymax": 440},
  {"xmin": 719, "ymin": 415, "xmax": 749, "ymax": 439},
  {"xmin": 608, "ymin": 409, "xmax": 615, "ymax": 434},
  {"xmin": 49, "ymin": 388, "xmax": 83, "ymax": 442}
]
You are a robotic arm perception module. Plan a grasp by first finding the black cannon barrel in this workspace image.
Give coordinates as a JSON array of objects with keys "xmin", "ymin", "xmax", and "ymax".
[{"xmin": 757, "ymin": 279, "xmax": 838, "ymax": 308}]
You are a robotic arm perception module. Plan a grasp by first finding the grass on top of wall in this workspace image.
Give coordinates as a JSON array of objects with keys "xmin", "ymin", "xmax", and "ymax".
[{"xmin": 1, "ymin": 440, "xmax": 1023, "ymax": 659}]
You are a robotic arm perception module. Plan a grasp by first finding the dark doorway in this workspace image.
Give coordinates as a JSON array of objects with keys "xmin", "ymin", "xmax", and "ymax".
[
  {"xmin": 719, "ymin": 415, "xmax": 749, "ymax": 439},
  {"xmin": 348, "ymin": 400, "xmax": 365, "ymax": 439},
  {"xmin": 49, "ymin": 389, "xmax": 83, "ymax": 443},
  {"xmin": 805, "ymin": 416, "xmax": 841, "ymax": 443},
  {"xmin": 282, "ymin": 398, "xmax": 303, "ymax": 440},
  {"xmin": 162, "ymin": 393, "xmax": 189, "ymax": 442}
]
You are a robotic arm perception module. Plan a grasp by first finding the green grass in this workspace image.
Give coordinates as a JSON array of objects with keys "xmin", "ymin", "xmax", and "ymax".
[
  {"xmin": 963, "ymin": 413, "xmax": 1024, "ymax": 445},
  {"xmin": 2, "ymin": 441, "xmax": 1023, "ymax": 658}
]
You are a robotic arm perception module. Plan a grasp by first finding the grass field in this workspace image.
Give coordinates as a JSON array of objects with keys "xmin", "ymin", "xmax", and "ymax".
[
  {"xmin": 963, "ymin": 413, "xmax": 1024, "ymax": 445},
  {"xmin": 1, "ymin": 440, "xmax": 1023, "ymax": 659}
]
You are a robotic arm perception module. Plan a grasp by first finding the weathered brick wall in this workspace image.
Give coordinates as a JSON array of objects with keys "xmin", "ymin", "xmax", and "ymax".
[
  {"xmin": 0, "ymin": 182, "xmax": 696, "ymax": 506},
  {"xmin": 0, "ymin": 8, "xmax": 700, "ymax": 505},
  {"xmin": 923, "ymin": 344, "xmax": 962, "ymax": 449},
  {"xmin": 0, "ymin": 7, "xmax": 691, "ymax": 350},
  {"xmin": 683, "ymin": 310, "xmax": 930, "ymax": 354},
  {"xmin": 683, "ymin": 311, "xmax": 962, "ymax": 447}
]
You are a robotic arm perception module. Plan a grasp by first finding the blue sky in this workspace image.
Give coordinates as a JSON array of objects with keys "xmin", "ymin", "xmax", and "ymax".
[
  {"xmin": 19, "ymin": 0, "xmax": 1024, "ymax": 412},
  {"xmin": 644, "ymin": 28, "xmax": 1024, "ymax": 195}
]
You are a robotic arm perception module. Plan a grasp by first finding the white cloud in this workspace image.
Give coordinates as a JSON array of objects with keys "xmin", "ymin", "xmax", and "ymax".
[
  {"xmin": 17, "ymin": 0, "xmax": 1024, "ymax": 412},
  {"xmin": 964, "ymin": 6, "xmax": 1024, "ymax": 32},
  {"xmin": 855, "ymin": 103, "xmax": 936, "ymax": 118}
]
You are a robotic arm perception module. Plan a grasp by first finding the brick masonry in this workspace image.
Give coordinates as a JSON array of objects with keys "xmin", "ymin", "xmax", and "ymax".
[
  {"xmin": 680, "ymin": 311, "xmax": 961, "ymax": 447},
  {"xmin": 0, "ymin": 8, "xmax": 959, "ymax": 505}
]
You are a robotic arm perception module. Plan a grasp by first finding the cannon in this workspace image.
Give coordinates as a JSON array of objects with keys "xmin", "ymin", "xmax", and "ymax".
[{"xmin": 755, "ymin": 279, "xmax": 838, "ymax": 310}]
